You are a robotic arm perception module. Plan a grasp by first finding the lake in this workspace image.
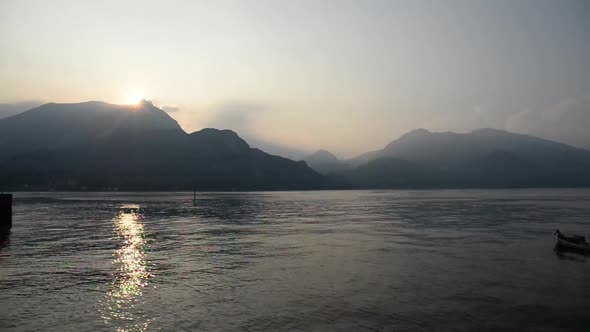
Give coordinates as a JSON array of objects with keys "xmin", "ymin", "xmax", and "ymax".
[{"xmin": 1, "ymin": 190, "xmax": 589, "ymax": 331}]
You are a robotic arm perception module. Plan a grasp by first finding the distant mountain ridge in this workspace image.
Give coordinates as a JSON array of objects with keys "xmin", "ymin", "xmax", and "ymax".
[
  {"xmin": 1, "ymin": 100, "xmax": 590, "ymax": 189},
  {"xmin": 0, "ymin": 101, "xmax": 323, "ymax": 190},
  {"xmin": 0, "ymin": 101, "xmax": 43, "ymax": 119},
  {"xmin": 0, "ymin": 100, "xmax": 182, "ymax": 163},
  {"xmin": 243, "ymin": 135, "xmax": 309, "ymax": 161},
  {"xmin": 351, "ymin": 128, "xmax": 590, "ymax": 168},
  {"xmin": 339, "ymin": 128, "xmax": 590, "ymax": 188},
  {"xmin": 303, "ymin": 150, "xmax": 351, "ymax": 175}
]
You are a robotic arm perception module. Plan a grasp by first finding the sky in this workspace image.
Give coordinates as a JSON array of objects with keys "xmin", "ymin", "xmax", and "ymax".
[{"xmin": 1, "ymin": 0, "xmax": 589, "ymax": 157}]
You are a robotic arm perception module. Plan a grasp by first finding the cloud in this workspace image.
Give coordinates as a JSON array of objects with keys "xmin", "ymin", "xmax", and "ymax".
[
  {"xmin": 202, "ymin": 102, "xmax": 270, "ymax": 134},
  {"xmin": 419, "ymin": 103, "xmax": 507, "ymax": 134},
  {"xmin": 161, "ymin": 105, "xmax": 181, "ymax": 113},
  {"xmin": 163, "ymin": 101, "xmax": 271, "ymax": 135},
  {"xmin": 414, "ymin": 96, "xmax": 590, "ymax": 150},
  {"xmin": 506, "ymin": 96, "xmax": 590, "ymax": 149},
  {"xmin": 164, "ymin": 101, "xmax": 308, "ymax": 159}
]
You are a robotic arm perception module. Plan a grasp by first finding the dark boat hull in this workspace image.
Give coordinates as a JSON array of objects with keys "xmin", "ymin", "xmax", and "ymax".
[{"xmin": 555, "ymin": 236, "xmax": 590, "ymax": 253}]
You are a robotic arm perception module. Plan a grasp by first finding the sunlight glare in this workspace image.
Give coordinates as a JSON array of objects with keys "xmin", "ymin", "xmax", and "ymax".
[
  {"xmin": 100, "ymin": 204, "xmax": 152, "ymax": 332},
  {"xmin": 126, "ymin": 92, "xmax": 145, "ymax": 105}
]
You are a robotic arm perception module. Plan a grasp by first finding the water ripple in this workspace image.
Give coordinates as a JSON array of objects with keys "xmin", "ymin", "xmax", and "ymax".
[{"xmin": 0, "ymin": 189, "xmax": 589, "ymax": 331}]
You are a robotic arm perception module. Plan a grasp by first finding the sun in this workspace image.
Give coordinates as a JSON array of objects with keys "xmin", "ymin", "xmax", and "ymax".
[{"xmin": 126, "ymin": 92, "xmax": 145, "ymax": 105}]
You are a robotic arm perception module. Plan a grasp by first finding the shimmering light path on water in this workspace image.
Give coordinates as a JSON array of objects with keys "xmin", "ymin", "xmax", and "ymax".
[
  {"xmin": 100, "ymin": 204, "xmax": 151, "ymax": 332},
  {"xmin": 0, "ymin": 190, "xmax": 589, "ymax": 331}
]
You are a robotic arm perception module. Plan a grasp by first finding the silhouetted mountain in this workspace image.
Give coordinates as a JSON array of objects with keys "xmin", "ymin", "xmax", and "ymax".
[
  {"xmin": 0, "ymin": 100, "xmax": 181, "ymax": 163},
  {"xmin": 338, "ymin": 157, "xmax": 430, "ymax": 188},
  {"xmin": 0, "ymin": 101, "xmax": 324, "ymax": 190},
  {"xmin": 350, "ymin": 128, "xmax": 437, "ymax": 166},
  {"xmin": 303, "ymin": 150, "xmax": 351, "ymax": 175},
  {"xmin": 2, "ymin": 101, "xmax": 589, "ymax": 190},
  {"xmin": 343, "ymin": 128, "xmax": 590, "ymax": 188},
  {"xmin": 0, "ymin": 101, "xmax": 43, "ymax": 119}
]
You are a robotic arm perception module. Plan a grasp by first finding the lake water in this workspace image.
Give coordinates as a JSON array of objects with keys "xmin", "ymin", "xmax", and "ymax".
[{"xmin": 1, "ymin": 190, "xmax": 589, "ymax": 331}]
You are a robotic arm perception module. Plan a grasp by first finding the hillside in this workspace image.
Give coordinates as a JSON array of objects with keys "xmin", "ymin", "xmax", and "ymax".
[
  {"xmin": 342, "ymin": 128, "xmax": 590, "ymax": 188},
  {"xmin": 303, "ymin": 150, "xmax": 351, "ymax": 175},
  {"xmin": 0, "ymin": 101, "xmax": 324, "ymax": 190}
]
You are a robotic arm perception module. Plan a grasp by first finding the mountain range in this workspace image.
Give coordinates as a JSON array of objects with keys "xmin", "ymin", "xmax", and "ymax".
[
  {"xmin": 1, "ymin": 100, "xmax": 590, "ymax": 190},
  {"xmin": 0, "ymin": 101, "xmax": 323, "ymax": 190},
  {"xmin": 310, "ymin": 128, "xmax": 590, "ymax": 188}
]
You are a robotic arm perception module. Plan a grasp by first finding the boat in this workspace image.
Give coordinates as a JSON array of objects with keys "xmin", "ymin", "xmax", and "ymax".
[{"xmin": 553, "ymin": 229, "xmax": 590, "ymax": 253}]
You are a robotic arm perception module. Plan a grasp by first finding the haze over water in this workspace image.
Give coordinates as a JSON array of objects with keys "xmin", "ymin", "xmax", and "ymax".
[{"xmin": 1, "ymin": 190, "xmax": 589, "ymax": 331}]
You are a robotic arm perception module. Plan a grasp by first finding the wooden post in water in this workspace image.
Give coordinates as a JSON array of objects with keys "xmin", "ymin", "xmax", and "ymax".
[
  {"xmin": 193, "ymin": 189, "xmax": 196, "ymax": 206},
  {"xmin": 0, "ymin": 194, "xmax": 12, "ymax": 232}
]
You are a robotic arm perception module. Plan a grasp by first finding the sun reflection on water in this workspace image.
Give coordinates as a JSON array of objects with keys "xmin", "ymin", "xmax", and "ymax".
[{"xmin": 101, "ymin": 204, "xmax": 152, "ymax": 332}]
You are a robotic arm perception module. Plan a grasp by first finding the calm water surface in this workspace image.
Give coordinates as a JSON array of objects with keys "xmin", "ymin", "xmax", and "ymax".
[{"xmin": 0, "ymin": 190, "xmax": 589, "ymax": 331}]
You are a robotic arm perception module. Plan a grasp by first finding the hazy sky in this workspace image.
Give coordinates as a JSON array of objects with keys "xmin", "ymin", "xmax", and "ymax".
[{"xmin": 1, "ymin": 0, "xmax": 589, "ymax": 157}]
